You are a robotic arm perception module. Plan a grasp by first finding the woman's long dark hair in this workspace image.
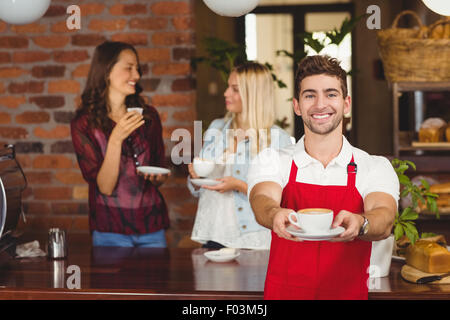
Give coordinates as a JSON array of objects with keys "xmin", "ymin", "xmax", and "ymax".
[{"xmin": 76, "ymin": 41, "xmax": 147, "ymax": 132}]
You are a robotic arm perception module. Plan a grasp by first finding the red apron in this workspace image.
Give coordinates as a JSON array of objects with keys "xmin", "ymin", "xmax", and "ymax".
[{"xmin": 264, "ymin": 156, "xmax": 372, "ymax": 300}]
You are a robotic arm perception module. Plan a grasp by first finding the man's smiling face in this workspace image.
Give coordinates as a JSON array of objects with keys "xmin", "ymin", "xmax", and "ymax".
[{"xmin": 294, "ymin": 74, "xmax": 350, "ymax": 136}]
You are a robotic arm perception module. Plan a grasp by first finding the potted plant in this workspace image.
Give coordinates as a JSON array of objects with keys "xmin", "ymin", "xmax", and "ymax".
[
  {"xmin": 191, "ymin": 37, "xmax": 289, "ymax": 129},
  {"xmin": 369, "ymin": 158, "xmax": 439, "ymax": 278},
  {"xmin": 191, "ymin": 37, "xmax": 288, "ymax": 89},
  {"xmin": 391, "ymin": 158, "xmax": 439, "ymax": 247},
  {"xmin": 276, "ymin": 14, "xmax": 366, "ymax": 74}
]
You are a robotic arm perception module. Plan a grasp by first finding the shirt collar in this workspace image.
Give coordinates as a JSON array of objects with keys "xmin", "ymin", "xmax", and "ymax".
[
  {"xmin": 223, "ymin": 118, "xmax": 232, "ymax": 130},
  {"xmin": 293, "ymin": 135, "xmax": 353, "ymax": 169}
]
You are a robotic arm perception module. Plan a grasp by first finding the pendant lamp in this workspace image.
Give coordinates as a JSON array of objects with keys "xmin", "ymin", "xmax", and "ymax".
[
  {"xmin": 421, "ymin": 0, "xmax": 450, "ymax": 16},
  {"xmin": 0, "ymin": 0, "xmax": 51, "ymax": 25},
  {"xmin": 203, "ymin": 0, "xmax": 259, "ymax": 17}
]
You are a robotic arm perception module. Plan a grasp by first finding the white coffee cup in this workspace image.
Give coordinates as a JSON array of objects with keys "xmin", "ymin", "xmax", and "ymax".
[
  {"xmin": 127, "ymin": 107, "xmax": 143, "ymax": 115},
  {"xmin": 288, "ymin": 208, "xmax": 333, "ymax": 233},
  {"xmin": 193, "ymin": 157, "xmax": 215, "ymax": 177}
]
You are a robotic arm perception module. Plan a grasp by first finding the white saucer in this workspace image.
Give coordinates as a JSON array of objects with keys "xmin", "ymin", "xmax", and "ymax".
[
  {"xmin": 204, "ymin": 250, "xmax": 240, "ymax": 263},
  {"xmin": 137, "ymin": 166, "xmax": 170, "ymax": 175},
  {"xmin": 191, "ymin": 178, "xmax": 220, "ymax": 187},
  {"xmin": 286, "ymin": 225, "xmax": 345, "ymax": 241}
]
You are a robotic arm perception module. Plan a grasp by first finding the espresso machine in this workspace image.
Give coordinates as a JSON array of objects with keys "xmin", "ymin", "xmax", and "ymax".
[{"xmin": 0, "ymin": 145, "xmax": 27, "ymax": 256}]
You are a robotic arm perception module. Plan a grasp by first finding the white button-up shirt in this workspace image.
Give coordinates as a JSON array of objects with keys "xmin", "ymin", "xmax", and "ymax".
[{"xmin": 248, "ymin": 136, "xmax": 399, "ymax": 203}]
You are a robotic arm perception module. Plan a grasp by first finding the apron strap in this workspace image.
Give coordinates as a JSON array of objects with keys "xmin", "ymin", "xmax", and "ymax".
[
  {"xmin": 347, "ymin": 155, "xmax": 357, "ymax": 187},
  {"xmin": 288, "ymin": 160, "xmax": 298, "ymax": 184}
]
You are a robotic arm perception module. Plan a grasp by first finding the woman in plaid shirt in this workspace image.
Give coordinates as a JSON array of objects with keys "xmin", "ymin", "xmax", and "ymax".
[{"xmin": 71, "ymin": 41, "xmax": 170, "ymax": 247}]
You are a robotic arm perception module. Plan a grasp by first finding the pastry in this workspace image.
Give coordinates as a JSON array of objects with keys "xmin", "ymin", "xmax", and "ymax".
[
  {"xmin": 418, "ymin": 118, "xmax": 446, "ymax": 142},
  {"xmin": 395, "ymin": 234, "xmax": 447, "ymax": 258},
  {"xmin": 405, "ymin": 240, "xmax": 450, "ymax": 273},
  {"xmin": 430, "ymin": 24, "xmax": 445, "ymax": 39},
  {"xmin": 430, "ymin": 181, "xmax": 450, "ymax": 208}
]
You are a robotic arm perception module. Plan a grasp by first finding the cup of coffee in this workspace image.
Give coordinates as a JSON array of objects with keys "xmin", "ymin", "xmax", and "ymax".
[
  {"xmin": 288, "ymin": 208, "xmax": 333, "ymax": 233},
  {"xmin": 127, "ymin": 107, "xmax": 143, "ymax": 115},
  {"xmin": 193, "ymin": 157, "xmax": 215, "ymax": 177}
]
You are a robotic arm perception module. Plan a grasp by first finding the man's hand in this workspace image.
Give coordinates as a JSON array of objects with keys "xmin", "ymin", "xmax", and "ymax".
[
  {"xmin": 272, "ymin": 208, "xmax": 303, "ymax": 242},
  {"xmin": 329, "ymin": 210, "xmax": 364, "ymax": 242}
]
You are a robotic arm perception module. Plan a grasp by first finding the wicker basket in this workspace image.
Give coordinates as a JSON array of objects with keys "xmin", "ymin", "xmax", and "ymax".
[{"xmin": 376, "ymin": 11, "xmax": 450, "ymax": 82}]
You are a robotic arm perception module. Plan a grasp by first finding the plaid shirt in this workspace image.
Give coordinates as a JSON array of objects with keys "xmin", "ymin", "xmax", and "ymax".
[{"xmin": 70, "ymin": 105, "xmax": 169, "ymax": 235}]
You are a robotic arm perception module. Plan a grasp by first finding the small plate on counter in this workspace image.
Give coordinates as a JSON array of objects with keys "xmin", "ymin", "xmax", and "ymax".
[{"xmin": 204, "ymin": 248, "xmax": 240, "ymax": 263}]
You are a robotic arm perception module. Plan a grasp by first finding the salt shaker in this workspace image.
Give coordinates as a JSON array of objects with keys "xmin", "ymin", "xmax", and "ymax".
[{"xmin": 47, "ymin": 228, "xmax": 67, "ymax": 259}]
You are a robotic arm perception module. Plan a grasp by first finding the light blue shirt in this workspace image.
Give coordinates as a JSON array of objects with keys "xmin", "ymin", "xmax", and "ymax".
[{"xmin": 187, "ymin": 118, "xmax": 293, "ymax": 234}]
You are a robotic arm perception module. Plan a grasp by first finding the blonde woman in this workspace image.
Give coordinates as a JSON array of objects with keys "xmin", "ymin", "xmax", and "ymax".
[{"xmin": 187, "ymin": 61, "xmax": 293, "ymax": 249}]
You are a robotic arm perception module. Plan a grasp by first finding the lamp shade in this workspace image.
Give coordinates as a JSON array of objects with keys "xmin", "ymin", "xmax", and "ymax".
[
  {"xmin": 203, "ymin": 0, "xmax": 259, "ymax": 17},
  {"xmin": 0, "ymin": 0, "xmax": 51, "ymax": 25},
  {"xmin": 421, "ymin": 0, "xmax": 450, "ymax": 16}
]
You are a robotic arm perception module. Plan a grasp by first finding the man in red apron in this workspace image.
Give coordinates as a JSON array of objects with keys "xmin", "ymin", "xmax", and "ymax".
[{"xmin": 248, "ymin": 55, "xmax": 399, "ymax": 300}]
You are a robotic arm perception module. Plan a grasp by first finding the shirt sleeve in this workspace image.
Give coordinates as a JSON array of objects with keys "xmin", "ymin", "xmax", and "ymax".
[
  {"xmin": 360, "ymin": 156, "xmax": 400, "ymax": 203},
  {"xmin": 70, "ymin": 116, "xmax": 102, "ymax": 184},
  {"xmin": 247, "ymin": 147, "xmax": 286, "ymax": 196},
  {"xmin": 271, "ymin": 126, "xmax": 294, "ymax": 149}
]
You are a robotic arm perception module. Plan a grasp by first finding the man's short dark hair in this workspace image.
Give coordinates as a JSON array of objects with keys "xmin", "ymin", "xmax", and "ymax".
[{"xmin": 294, "ymin": 55, "xmax": 348, "ymax": 100}]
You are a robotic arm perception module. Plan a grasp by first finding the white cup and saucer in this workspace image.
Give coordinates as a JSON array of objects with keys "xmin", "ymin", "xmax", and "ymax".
[
  {"xmin": 190, "ymin": 157, "xmax": 220, "ymax": 187},
  {"xmin": 286, "ymin": 208, "xmax": 345, "ymax": 241}
]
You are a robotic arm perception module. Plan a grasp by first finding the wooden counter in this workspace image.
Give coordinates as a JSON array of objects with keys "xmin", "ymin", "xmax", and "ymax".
[{"xmin": 0, "ymin": 234, "xmax": 449, "ymax": 300}]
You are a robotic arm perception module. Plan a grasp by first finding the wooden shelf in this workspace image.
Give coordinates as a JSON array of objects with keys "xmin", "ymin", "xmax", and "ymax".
[
  {"xmin": 419, "ymin": 208, "xmax": 450, "ymax": 217},
  {"xmin": 411, "ymin": 141, "xmax": 450, "ymax": 149},
  {"xmin": 393, "ymin": 81, "xmax": 450, "ymax": 92},
  {"xmin": 398, "ymin": 146, "xmax": 450, "ymax": 151},
  {"xmin": 386, "ymin": 154, "xmax": 450, "ymax": 173},
  {"xmin": 397, "ymin": 141, "xmax": 450, "ymax": 152},
  {"xmin": 392, "ymin": 81, "xmax": 450, "ymax": 157}
]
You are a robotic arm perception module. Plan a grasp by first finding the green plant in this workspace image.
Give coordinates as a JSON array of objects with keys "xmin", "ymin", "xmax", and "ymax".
[
  {"xmin": 191, "ymin": 37, "xmax": 287, "ymax": 88},
  {"xmin": 191, "ymin": 37, "xmax": 247, "ymax": 83},
  {"xmin": 274, "ymin": 116, "xmax": 290, "ymax": 130},
  {"xmin": 276, "ymin": 14, "xmax": 366, "ymax": 73},
  {"xmin": 391, "ymin": 158, "xmax": 439, "ymax": 244}
]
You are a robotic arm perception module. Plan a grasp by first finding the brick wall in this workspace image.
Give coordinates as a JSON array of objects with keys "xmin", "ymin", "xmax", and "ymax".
[{"xmin": 0, "ymin": 0, "xmax": 198, "ymax": 247}]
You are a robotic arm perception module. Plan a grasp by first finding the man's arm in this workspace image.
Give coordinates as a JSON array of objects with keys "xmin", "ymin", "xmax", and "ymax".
[
  {"xmin": 361, "ymin": 191, "xmax": 397, "ymax": 240},
  {"xmin": 249, "ymin": 181, "xmax": 299, "ymax": 241},
  {"xmin": 331, "ymin": 192, "xmax": 397, "ymax": 242}
]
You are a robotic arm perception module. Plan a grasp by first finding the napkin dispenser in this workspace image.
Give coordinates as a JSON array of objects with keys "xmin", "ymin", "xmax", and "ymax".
[{"xmin": 47, "ymin": 228, "xmax": 67, "ymax": 259}]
